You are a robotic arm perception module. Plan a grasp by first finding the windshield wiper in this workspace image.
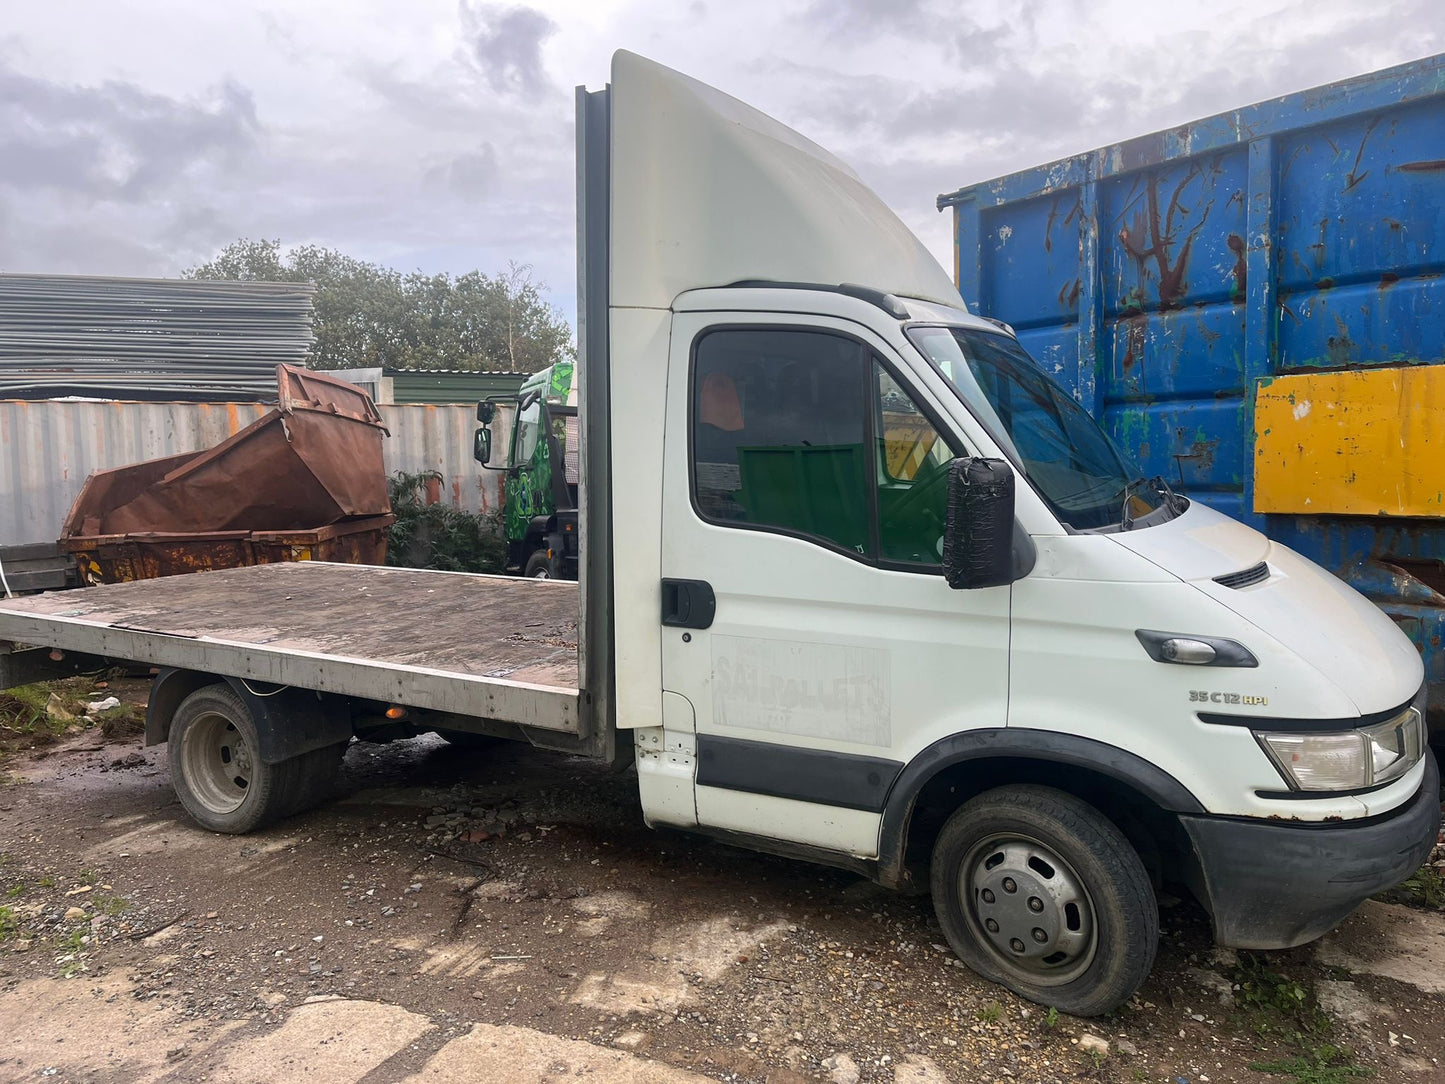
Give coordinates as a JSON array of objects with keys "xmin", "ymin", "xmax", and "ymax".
[
  {"xmin": 1118, "ymin": 474, "xmax": 1184, "ymax": 530},
  {"xmin": 1118, "ymin": 477, "xmax": 1150, "ymax": 531}
]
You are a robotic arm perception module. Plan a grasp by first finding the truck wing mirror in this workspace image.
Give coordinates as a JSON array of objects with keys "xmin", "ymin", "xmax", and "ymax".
[
  {"xmin": 943, "ymin": 457, "xmax": 1019, "ymax": 590},
  {"xmin": 477, "ymin": 400, "xmax": 496, "ymax": 424},
  {"xmin": 473, "ymin": 427, "xmax": 492, "ymax": 465}
]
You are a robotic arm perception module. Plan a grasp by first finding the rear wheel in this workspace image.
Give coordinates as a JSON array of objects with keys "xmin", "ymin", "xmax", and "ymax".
[
  {"xmin": 930, "ymin": 784, "xmax": 1157, "ymax": 1017},
  {"xmin": 286, "ymin": 741, "xmax": 349, "ymax": 815},
  {"xmin": 168, "ymin": 685, "xmax": 303, "ymax": 834}
]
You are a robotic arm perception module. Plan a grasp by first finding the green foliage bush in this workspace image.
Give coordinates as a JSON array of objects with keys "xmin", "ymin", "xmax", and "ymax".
[{"xmin": 386, "ymin": 471, "xmax": 506, "ymax": 574}]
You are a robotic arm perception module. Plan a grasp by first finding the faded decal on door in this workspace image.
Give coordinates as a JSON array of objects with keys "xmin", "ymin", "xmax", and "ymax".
[{"xmin": 711, "ymin": 634, "xmax": 891, "ymax": 746}]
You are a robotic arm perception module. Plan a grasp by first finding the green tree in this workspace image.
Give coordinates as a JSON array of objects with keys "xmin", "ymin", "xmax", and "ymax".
[{"xmin": 186, "ymin": 239, "xmax": 574, "ymax": 372}]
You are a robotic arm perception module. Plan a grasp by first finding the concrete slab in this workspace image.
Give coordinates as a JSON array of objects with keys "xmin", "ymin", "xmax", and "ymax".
[
  {"xmin": 1317, "ymin": 901, "xmax": 1445, "ymax": 994},
  {"xmin": 400, "ymin": 1022, "xmax": 709, "ymax": 1083},
  {"xmin": 209, "ymin": 997, "xmax": 433, "ymax": 1082}
]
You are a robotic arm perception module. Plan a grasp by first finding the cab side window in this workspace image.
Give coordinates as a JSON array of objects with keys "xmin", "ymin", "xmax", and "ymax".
[
  {"xmin": 691, "ymin": 328, "xmax": 959, "ymax": 569},
  {"xmin": 692, "ymin": 329, "xmax": 870, "ymax": 555}
]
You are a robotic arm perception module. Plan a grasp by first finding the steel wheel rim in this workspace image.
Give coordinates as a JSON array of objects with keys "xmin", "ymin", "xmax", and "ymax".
[
  {"xmin": 181, "ymin": 712, "xmax": 253, "ymax": 814},
  {"xmin": 960, "ymin": 833, "xmax": 1098, "ymax": 986},
  {"xmin": 531, "ymin": 566, "xmax": 551, "ymax": 579}
]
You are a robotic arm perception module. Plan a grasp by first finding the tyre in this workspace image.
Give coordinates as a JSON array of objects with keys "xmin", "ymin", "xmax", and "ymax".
[
  {"xmin": 285, "ymin": 741, "xmax": 349, "ymax": 816},
  {"xmin": 523, "ymin": 551, "xmax": 555, "ymax": 579},
  {"xmin": 167, "ymin": 685, "xmax": 304, "ymax": 834},
  {"xmin": 930, "ymin": 784, "xmax": 1157, "ymax": 1017}
]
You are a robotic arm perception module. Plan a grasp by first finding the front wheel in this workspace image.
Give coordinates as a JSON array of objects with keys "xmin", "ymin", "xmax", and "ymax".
[
  {"xmin": 930, "ymin": 784, "xmax": 1157, "ymax": 1017},
  {"xmin": 523, "ymin": 551, "xmax": 555, "ymax": 579}
]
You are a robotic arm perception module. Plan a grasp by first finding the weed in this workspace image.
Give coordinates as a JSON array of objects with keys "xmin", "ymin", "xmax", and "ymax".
[
  {"xmin": 0, "ymin": 905, "xmax": 15, "ymax": 939},
  {"xmin": 976, "ymin": 1001, "xmax": 1002, "ymax": 1024},
  {"xmin": 4, "ymin": 884, "xmax": 22, "ymax": 899},
  {"xmin": 38, "ymin": 874, "xmax": 55, "ymax": 889},
  {"xmin": 1376, "ymin": 865, "xmax": 1445, "ymax": 910},
  {"xmin": 1252, "ymin": 1044, "xmax": 1374, "ymax": 1082},
  {"xmin": 1232, "ymin": 952, "xmax": 1330, "ymax": 1043},
  {"xmin": 1042, "ymin": 1006, "xmax": 1059, "ymax": 1032},
  {"xmin": 77, "ymin": 870, "xmax": 98, "ymax": 885},
  {"xmin": 0, "ymin": 678, "xmax": 108, "ymax": 740},
  {"xmin": 59, "ymin": 928, "xmax": 85, "ymax": 953},
  {"xmin": 96, "ymin": 895, "xmax": 128, "ymax": 917}
]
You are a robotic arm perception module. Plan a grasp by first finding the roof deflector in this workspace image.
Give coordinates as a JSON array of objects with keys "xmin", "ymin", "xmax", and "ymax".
[{"xmin": 608, "ymin": 51, "xmax": 962, "ymax": 312}]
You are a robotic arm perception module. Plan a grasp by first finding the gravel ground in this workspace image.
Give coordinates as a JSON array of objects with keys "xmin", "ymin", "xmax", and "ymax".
[{"xmin": 1, "ymin": 722, "xmax": 1443, "ymax": 1083}]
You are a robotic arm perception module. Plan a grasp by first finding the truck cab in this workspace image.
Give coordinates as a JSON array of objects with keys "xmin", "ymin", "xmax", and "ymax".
[
  {"xmin": 475, "ymin": 360, "xmax": 580, "ymax": 578},
  {"xmin": 590, "ymin": 52, "xmax": 1439, "ymax": 1016}
]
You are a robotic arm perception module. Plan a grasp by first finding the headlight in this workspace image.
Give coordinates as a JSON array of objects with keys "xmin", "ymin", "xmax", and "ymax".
[{"xmin": 1255, "ymin": 707, "xmax": 1424, "ymax": 792}]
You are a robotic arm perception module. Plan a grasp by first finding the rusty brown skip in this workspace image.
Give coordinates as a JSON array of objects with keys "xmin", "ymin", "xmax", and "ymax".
[{"xmin": 60, "ymin": 365, "xmax": 396, "ymax": 582}]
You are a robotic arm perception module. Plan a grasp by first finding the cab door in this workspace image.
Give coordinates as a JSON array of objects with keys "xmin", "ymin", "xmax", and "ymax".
[{"xmin": 659, "ymin": 311, "xmax": 1012, "ymax": 857}]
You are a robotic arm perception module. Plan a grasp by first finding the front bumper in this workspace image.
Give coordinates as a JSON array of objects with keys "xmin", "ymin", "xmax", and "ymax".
[{"xmin": 1179, "ymin": 749, "xmax": 1441, "ymax": 949}]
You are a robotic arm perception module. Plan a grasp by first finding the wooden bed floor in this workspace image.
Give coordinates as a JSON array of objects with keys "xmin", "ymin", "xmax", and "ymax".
[{"xmin": 0, "ymin": 563, "xmax": 580, "ymax": 689}]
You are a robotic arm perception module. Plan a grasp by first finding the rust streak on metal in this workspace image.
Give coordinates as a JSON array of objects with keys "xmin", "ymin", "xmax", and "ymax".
[{"xmin": 1398, "ymin": 159, "xmax": 1445, "ymax": 172}]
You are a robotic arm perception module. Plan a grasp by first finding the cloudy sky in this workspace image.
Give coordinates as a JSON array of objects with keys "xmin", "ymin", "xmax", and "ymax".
[{"xmin": 1, "ymin": 0, "xmax": 1440, "ymax": 324}]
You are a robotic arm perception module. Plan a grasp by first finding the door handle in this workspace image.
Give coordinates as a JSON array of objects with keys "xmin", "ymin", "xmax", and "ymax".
[{"xmin": 661, "ymin": 578, "xmax": 716, "ymax": 629}]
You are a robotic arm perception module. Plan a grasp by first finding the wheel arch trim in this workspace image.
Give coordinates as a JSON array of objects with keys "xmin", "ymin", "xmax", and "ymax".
[
  {"xmin": 876, "ymin": 728, "xmax": 1204, "ymax": 888},
  {"xmin": 147, "ymin": 668, "xmax": 353, "ymax": 763}
]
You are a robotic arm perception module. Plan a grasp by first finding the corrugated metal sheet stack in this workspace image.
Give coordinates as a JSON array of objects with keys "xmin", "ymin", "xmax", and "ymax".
[{"xmin": 0, "ymin": 274, "xmax": 315, "ymax": 401}]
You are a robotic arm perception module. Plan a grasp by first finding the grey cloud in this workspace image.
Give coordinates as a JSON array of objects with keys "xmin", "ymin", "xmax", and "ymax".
[
  {"xmin": 426, "ymin": 143, "xmax": 500, "ymax": 199},
  {"xmin": 803, "ymin": 0, "xmax": 936, "ymax": 36},
  {"xmin": 0, "ymin": 59, "xmax": 257, "ymax": 200},
  {"xmin": 459, "ymin": 2, "xmax": 557, "ymax": 100}
]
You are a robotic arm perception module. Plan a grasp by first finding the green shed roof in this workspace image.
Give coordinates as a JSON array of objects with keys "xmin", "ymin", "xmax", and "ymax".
[{"xmin": 383, "ymin": 369, "xmax": 532, "ymax": 404}]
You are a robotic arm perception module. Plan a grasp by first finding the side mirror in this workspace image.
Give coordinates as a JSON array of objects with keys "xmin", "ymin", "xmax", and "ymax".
[
  {"xmin": 477, "ymin": 401, "xmax": 496, "ymax": 424},
  {"xmin": 473, "ymin": 427, "xmax": 492, "ymax": 465},
  {"xmin": 943, "ymin": 457, "xmax": 1017, "ymax": 590}
]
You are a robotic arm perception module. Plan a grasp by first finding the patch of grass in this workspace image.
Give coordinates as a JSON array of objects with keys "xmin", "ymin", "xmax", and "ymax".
[
  {"xmin": 98, "ymin": 703, "xmax": 145, "ymax": 738},
  {"xmin": 1230, "ymin": 954, "xmax": 1372, "ymax": 1080},
  {"xmin": 5, "ymin": 883, "xmax": 22, "ymax": 899},
  {"xmin": 1233, "ymin": 952, "xmax": 1330, "ymax": 1043},
  {"xmin": 95, "ymin": 895, "xmax": 128, "ymax": 917},
  {"xmin": 0, "ymin": 677, "xmax": 108, "ymax": 741},
  {"xmin": 976, "ymin": 1000, "xmax": 1002, "ymax": 1024},
  {"xmin": 1252, "ymin": 1044, "xmax": 1374, "ymax": 1083},
  {"xmin": 37, "ymin": 874, "xmax": 55, "ymax": 889},
  {"xmin": 0, "ymin": 904, "xmax": 16, "ymax": 939},
  {"xmin": 77, "ymin": 869, "xmax": 98, "ymax": 885},
  {"xmin": 1375, "ymin": 865, "xmax": 1445, "ymax": 910}
]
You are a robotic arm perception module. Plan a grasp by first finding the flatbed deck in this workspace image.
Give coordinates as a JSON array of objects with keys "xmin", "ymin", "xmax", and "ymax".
[{"xmin": 0, "ymin": 563, "xmax": 580, "ymax": 732}]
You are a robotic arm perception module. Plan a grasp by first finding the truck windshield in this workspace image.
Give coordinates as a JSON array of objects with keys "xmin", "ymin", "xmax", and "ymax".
[{"xmin": 907, "ymin": 325, "xmax": 1171, "ymax": 531}]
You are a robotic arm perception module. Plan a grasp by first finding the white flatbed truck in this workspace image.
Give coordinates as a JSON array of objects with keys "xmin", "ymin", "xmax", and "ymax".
[{"xmin": 0, "ymin": 53, "xmax": 1437, "ymax": 1016}]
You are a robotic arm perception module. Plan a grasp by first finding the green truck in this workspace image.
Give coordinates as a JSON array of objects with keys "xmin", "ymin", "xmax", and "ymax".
[{"xmin": 474, "ymin": 359, "xmax": 579, "ymax": 578}]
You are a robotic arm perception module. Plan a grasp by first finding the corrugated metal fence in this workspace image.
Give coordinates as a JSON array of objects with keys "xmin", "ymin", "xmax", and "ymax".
[{"xmin": 0, "ymin": 400, "xmax": 512, "ymax": 547}]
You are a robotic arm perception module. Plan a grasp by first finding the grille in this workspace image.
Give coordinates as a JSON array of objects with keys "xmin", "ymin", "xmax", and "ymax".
[{"xmin": 1214, "ymin": 562, "xmax": 1270, "ymax": 589}]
